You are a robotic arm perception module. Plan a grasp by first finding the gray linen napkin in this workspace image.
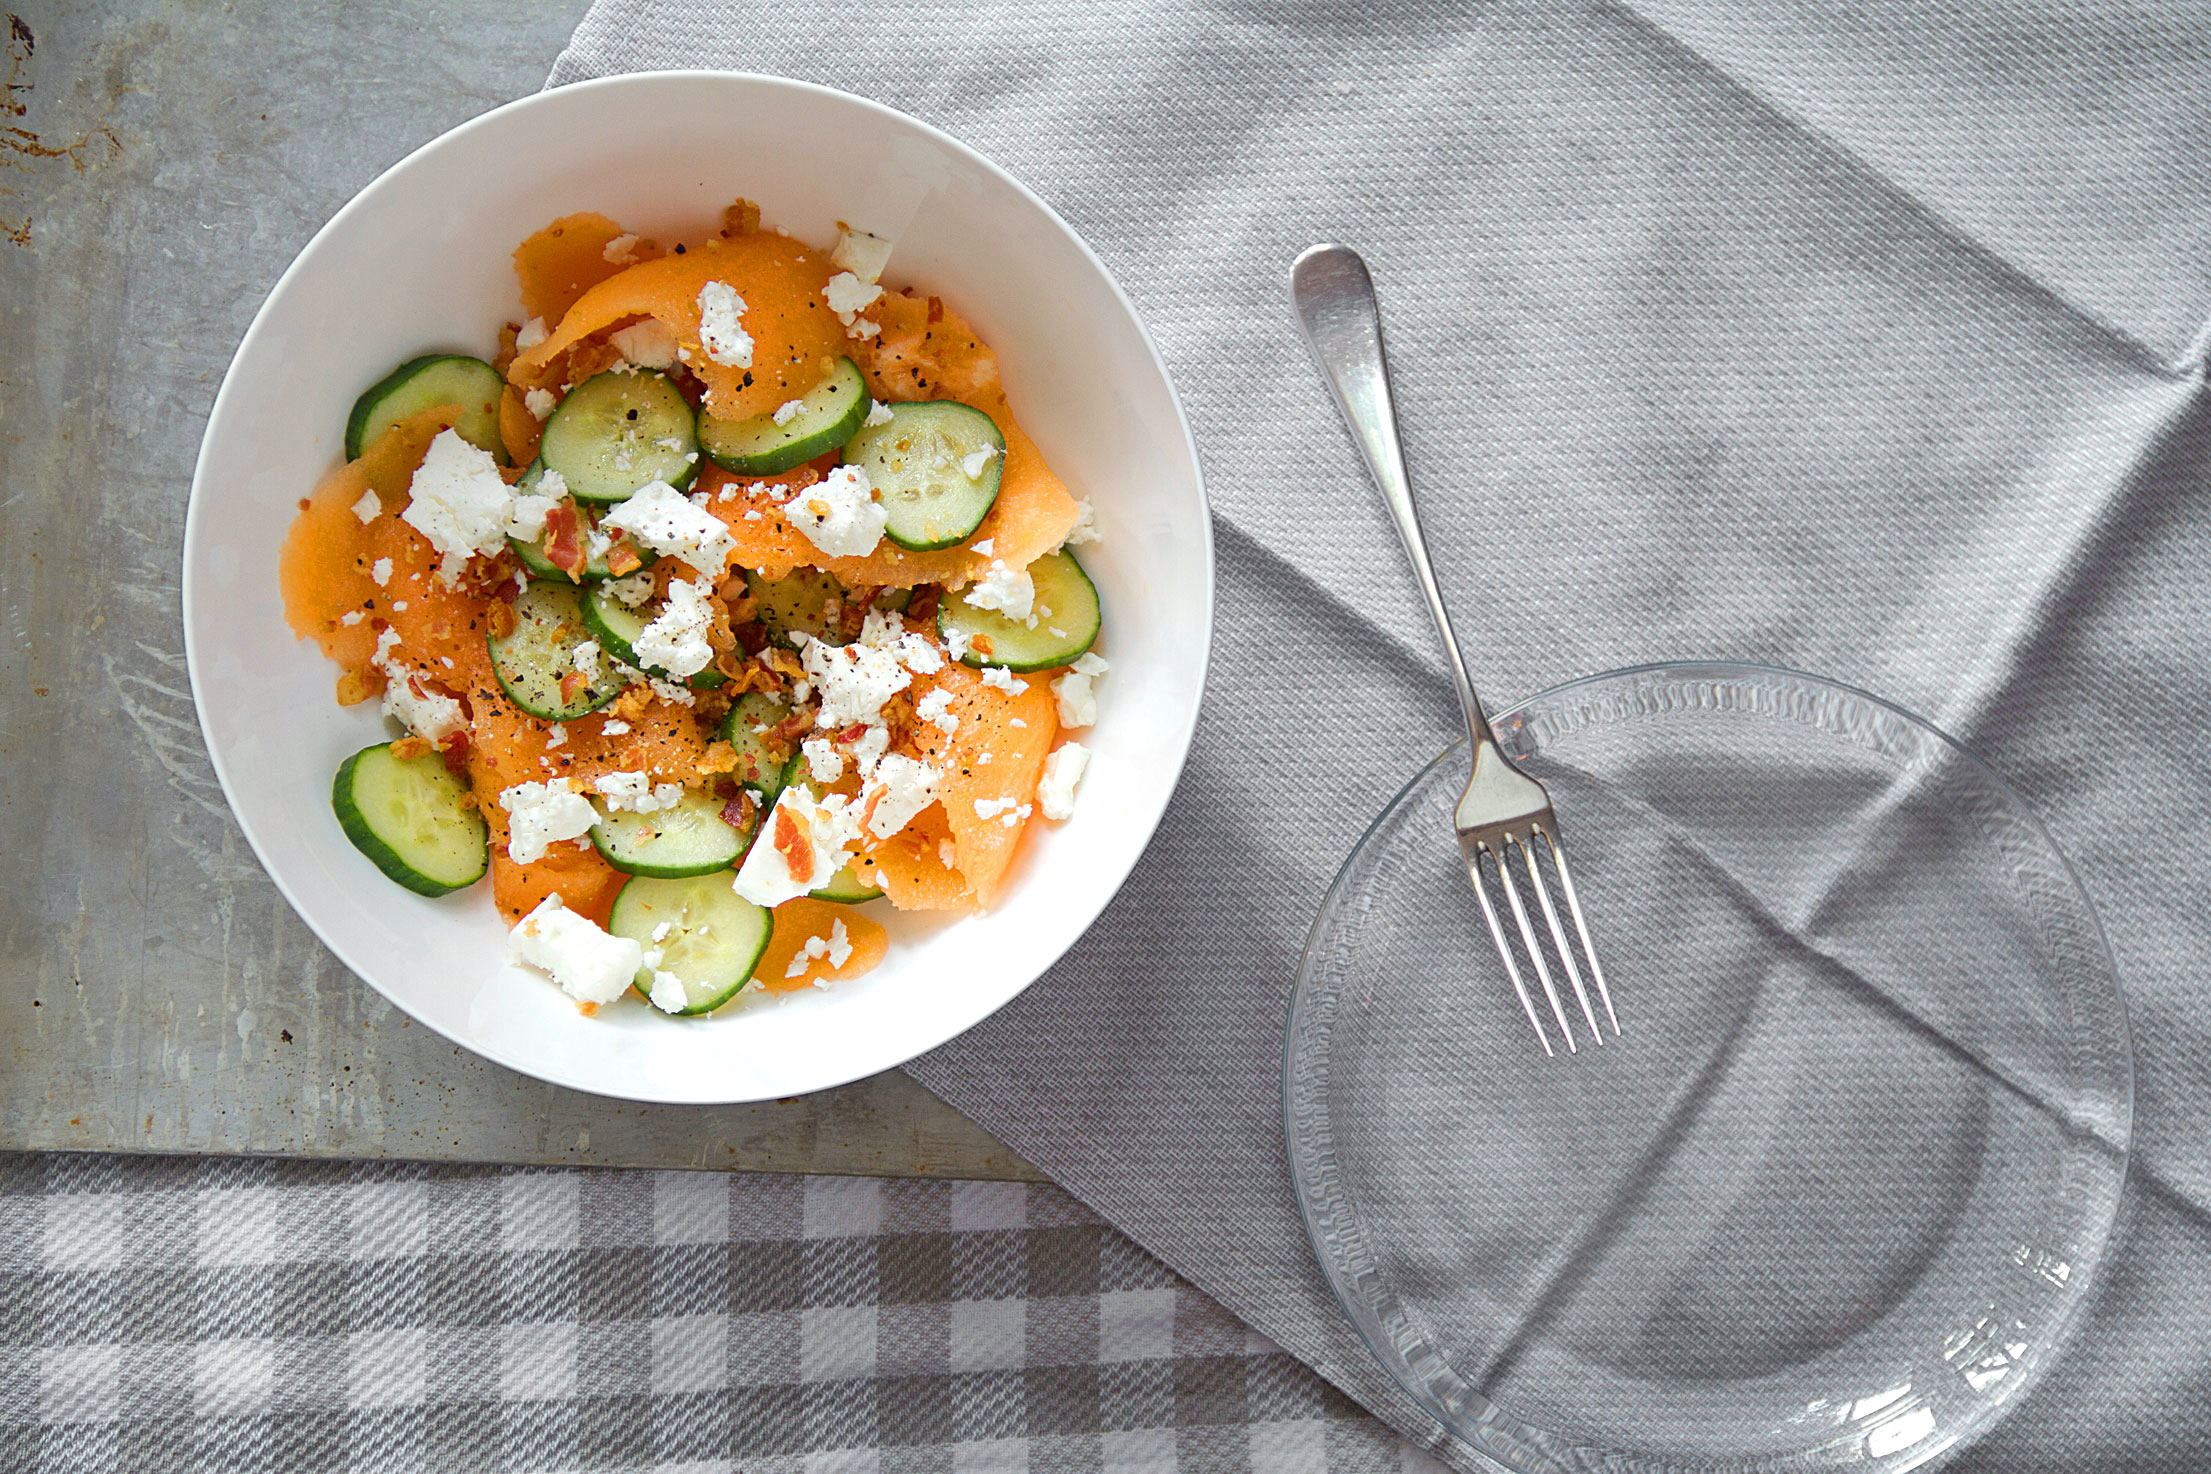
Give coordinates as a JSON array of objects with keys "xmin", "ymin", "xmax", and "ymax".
[{"xmin": 550, "ymin": 4, "xmax": 2211, "ymax": 1467}]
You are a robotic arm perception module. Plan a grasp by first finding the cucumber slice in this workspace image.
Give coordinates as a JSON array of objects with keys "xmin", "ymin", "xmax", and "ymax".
[
  {"xmin": 332, "ymin": 743, "xmax": 488, "ymax": 896},
  {"xmin": 507, "ymin": 474, "xmax": 659, "ymax": 583},
  {"xmin": 812, "ymin": 865, "xmax": 885, "ymax": 904},
  {"xmin": 608, "ymin": 872, "xmax": 775, "ymax": 1015},
  {"xmin": 698, "ymin": 357, "xmax": 870, "ymax": 476},
  {"xmin": 540, "ymin": 369, "xmax": 700, "ymax": 503},
  {"xmin": 938, "ymin": 550, "xmax": 1101, "ymax": 672},
  {"xmin": 840, "ymin": 401, "xmax": 1006, "ymax": 551},
  {"xmin": 346, "ymin": 355, "xmax": 507, "ymax": 463},
  {"xmin": 746, "ymin": 568, "xmax": 850, "ymax": 649},
  {"xmin": 580, "ymin": 584, "xmax": 728, "ymax": 689},
  {"xmin": 717, "ymin": 692, "xmax": 799, "ymax": 801},
  {"xmin": 489, "ymin": 581, "xmax": 630, "ymax": 719},
  {"xmin": 591, "ymin": 787, "xmax": 754, "ymax": 878}
]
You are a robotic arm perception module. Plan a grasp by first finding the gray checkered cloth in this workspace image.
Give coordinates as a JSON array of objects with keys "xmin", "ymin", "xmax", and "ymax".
[{"xmin": 0, "ymin": 1154, "xmax": 1435, "ymax": 1472}]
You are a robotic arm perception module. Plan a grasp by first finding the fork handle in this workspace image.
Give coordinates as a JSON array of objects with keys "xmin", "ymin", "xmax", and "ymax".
[{"xmin": 1289, "ymin": 243, "xmax": 1493, "ymax": 747}]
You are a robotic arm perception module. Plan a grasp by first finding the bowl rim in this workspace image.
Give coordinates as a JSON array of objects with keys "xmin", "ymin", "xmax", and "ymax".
[
  {"xmin": 1281, "ymin": 658, "xmax": 2133, "ymax": 1469},
  {"xmin": 182, "ymin": 68, "xmax": 1214, "ymax": 1102}
]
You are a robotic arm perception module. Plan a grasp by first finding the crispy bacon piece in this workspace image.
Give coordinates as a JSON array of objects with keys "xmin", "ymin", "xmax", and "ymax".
[
  {"xmin": 542, "ymin": 501, "xmax": 587, "ymax": 581},
  {"xmin": 769, "ymin": 710, "xmax": 814, "ymax": 748},
  {"xmin": 559, "ymin": 670, "xmax": 586, "ymax": 705},
  {"xmin": 604, "ymin": 535, "xmax": 644, "ymax": 577},
  {"xmin": 970, "ymin": 633, "xmax": 994, "ymax": 659},
  {"xmin": 336, "ymin": 667, "xmax": 384, "ymax": 706},
  {"xmin": 905, "ymin": 585, "xmax": 941, "ymax": 623},
  {"xmin": 734, "ymin": 620, "xmax": 770, "ymax": 656},
  {"xmin": 486, "ymin": 600, "xmax": 518, "ymax": 640},
  {"xmin": 772, "ymin": 806, "xmax": 814, "ymax": 878},
  {"xmin": 720, "ymin": 789, "xmax": 759, "ymax": 834},
  {"xmin": 390, "ymin": 736, "xmax": 433, "ymax": 761},
  {"xmin": 437, "ymin": 730, "xmax": 472, "ymax": 776}
]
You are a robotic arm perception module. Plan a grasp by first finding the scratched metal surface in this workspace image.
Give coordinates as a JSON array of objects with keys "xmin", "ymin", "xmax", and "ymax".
[{"xmin": 0, "ymin": 0, "xmax": 1037, "ymax": 1182}]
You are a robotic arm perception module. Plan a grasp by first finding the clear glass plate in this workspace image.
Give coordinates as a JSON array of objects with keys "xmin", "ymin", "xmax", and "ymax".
[{"xmin": 1286, "ymin": 664, "xmax": 2131, "ymax": 1473}]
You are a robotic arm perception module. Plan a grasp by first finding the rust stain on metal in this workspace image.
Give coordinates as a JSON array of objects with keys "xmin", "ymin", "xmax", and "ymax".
[{"xmin": 2, "ymin": 14, "xmax": 121, "ymax": 249}]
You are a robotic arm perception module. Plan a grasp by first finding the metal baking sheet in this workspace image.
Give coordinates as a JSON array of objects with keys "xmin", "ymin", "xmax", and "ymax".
[{"xmin": 0, "ymin": 0, "xmax": 1034, "ymax": 1181}]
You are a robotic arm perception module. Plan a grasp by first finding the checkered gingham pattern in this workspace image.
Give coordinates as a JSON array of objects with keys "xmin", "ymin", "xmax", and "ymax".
[{"xmin": 0, "ymin": 1155, "xmax": 1441, "ymax": 1473}]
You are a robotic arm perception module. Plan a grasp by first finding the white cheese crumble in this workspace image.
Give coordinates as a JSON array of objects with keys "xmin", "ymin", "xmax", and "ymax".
[
  {"xmin": 785, "ymin": 934, "xmax": 830, "ymax": 979},
  {"xmin": 732, "ymin": 785, "xmax": 862, "ymax": 907},
  {"xmin": 916, "ymin": 688, "xmax": 959, "ymax": 735},
  {"xmin": 972, "ymin": 537, "xmax": 994, "ymax": 556},
  {"xmin": 826, "ymin": 918, "xmax": 852, "ymax": 968},
  {"xmin": 848, "ymin": 723, "xmax": 890, "ymax": 771},
  {"xmin": 402, "ymin": 429, "xmax": 517, "ymax": 582},
  {"xmin": 609, "ymin": 318, "xmax": 679, "ymax": 371},
  {"xmin": 965, "ymin": 559, "xmax": 1036, "ymax": 625},
  {"xmin": 863, "ymin": 754, "xmax": 940, "ymax": 839},
  {"xmin": 572, "ymin": 639, "xmax": 603, "ymax": 683},
  {"xmin": 351, "ymin": 489, "xmax": 380, "ymax": 524},
  {"xmin": 646, "ymin": 971, "xmax": 690, "ymax": 1014},
  {"xmin": 1053, "ymin": 651, "xmax": 1108, "ymax": 728},
  {"xmin": 1037, "ymin": 742, "xmax": 1090, "ymax": 820},
  {"xmin": 772, "ymin": 398, "xmax": 807, "ymax": 426},
  {"xmin": 978, "ymin": 666, "xmax": 1021, "ymax": 695},
  {"xmin": 508, "ymin": 895, "xmax": 641, "ymax": 1007},
  {"xmin": 593, "ymin": 771, "xmax": 685, "ymax": 813},
  {"xmin": 1062, "ymin": 497, "xmax": 1102, "ymax": 546},
  {"xmin": 601, "ymin": 569, "xmax": 656, "ymax": 608},
  {"xmin": 941, "ymin": 626, "xmax": 973, "ymax": 661},
  {"xmin": 803, "ymin": 736, "xmax": 845, "ymax": 784},
  {"xmin": 545, "ymin": 722, "xmax": 567, "ymax": 749},
  {"xmin": 1009, "ymin": 717, "xmax": 1027, "ymax": 728},
  {"xmin": 961, "ymin": 447, "xmax": 1000, "ymax": 480},
  {"xmin": 600, "ymin": 481, "xmax": 738, "ymax": 574},
  {"xmin": 340, "ymin": 611, "xmax": 365, "ymax": 626},
  {"xmin": 784, "ymin": 465, "xmax": 887, "ymax": 558},
  {"xmin": 635, "ymin": 578, "xmax": 716, "ymax": 679},
  {"xmin": 523, "ymin": 387, "xmax": 558, "ymax": 421},
  {"xmin": 392, "ymin": 601, "xmax": 408, "ymax": 612},
  {"xmin": 601, "ymin": 719, "xmax": 631, "ymax": 737},
  {"xmin": 499, "ymin": 780, "xmax": 599, "ymax": 865},
  {"xmin": 974, "ymin": 797, "xmax": 1019, "ymax": 820},
  {"xmin": 830, "ymin": 225, "xmax": 894, "ymax": 284},
  {"xmin": 864, "ymin": 400, "xmax": 894, "ymax": 428},
  {"xmin": 371, "ymin": 628, "xmax": 465, "ymax": 743},
  {"xmin": 504, "ymin": 492, "xmax": 560, "ymax": 542},
  {"xmin": 514, "ymin": 316, "xmax": 548, "ymax": 351},
  {"xmin": 370, "ymin": 557, "xmax": 393, "ymax": 586},
  {"xmin": 823, "ymin": 270, "xmax": 883, "ymax": 321},
  {"xmin": 602, "ymin": 232, "xmax": 641, "ymax": 265},
  {"xmin": 848, "ymin": 318, "xmax": 880, "ymax": 340},
  {"xmin": 696, "ymin": 280, "xmax": 754, "ymax": 369},
  {"xmin": 799, "ymin": 632, "xmax": 912, "ymax": 729}
]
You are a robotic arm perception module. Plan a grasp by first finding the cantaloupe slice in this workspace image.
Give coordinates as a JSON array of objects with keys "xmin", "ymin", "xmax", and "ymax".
[
  {"xmin": 490, "ymin": 822, "xmax": 626, "ymax": 925},
  {"xmin": 508, "ymin": 231, "xmax": 845, "ymax": 420},
  {"xmin": 755, "ymin": 898, "xmax": 888, "ymax": 991},
  {"xmin": 888, "ymin": 662, "xmax": 1059, "ymax": 910},
  {"xmin": 499, "ymin": 385, "xmax": 543, "ymax": 466},
  {"xmin": 855, "ymin": 802, "xmax": 973, "ymax": 912},
  {"xmin": 512, "ymin": 211, "xmax": 638, "ymax": 326}
]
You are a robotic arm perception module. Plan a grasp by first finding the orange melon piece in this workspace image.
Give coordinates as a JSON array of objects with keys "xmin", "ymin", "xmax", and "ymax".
[
  {"xmin": 499, "ymin": 385, "xmax": 543, "ymax": 466},
  {"xmin": 755, "ymin": 898, "xmax": 888, "ymax": 991},
  {"xmin": 490, "ymin": 822, "xmax": 626, "ymax": 925},
  {"xmin": 854, "ymin": 803, "xmax": 974, "ymax": 912},
  {"xmin": 905, "ymin": 663, "xmax": 1059, "ymax": 910},
  {"xmin": 509, "ymin": 231, "xmax": 845, "ymax": 420},
  {"xmin": 512, "ymin": 211, "xmax": 637, "ymax": 326}
]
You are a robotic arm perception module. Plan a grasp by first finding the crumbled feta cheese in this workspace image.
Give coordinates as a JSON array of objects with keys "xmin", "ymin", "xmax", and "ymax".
[
  {"xmin": 602, "ymin": 232, "xmax": 641, "ymax": 265},
  {"xmin": 898, "ymin": 636, "xmax": 943, "ymax": 676},
  {"xmin": 370, "ymin": 557, "xmax": 393, "ymax": 586},
  {"xmin": 351, "ymin": 489, "xmax": 380, "ymax": 524},
  {"xmin": 600, "ymin": 481, "xmax": 738, "ymax": 574},
  {"xmin": 391, "ymin": 601, "xmax": 408, "ymax": 612},
  {"xmin": 601, "ymin": 569, "xmax": 656, "ymax": 608},
  {"xmin": 593, "ymin": 771, "xmax": 685, "ymax": 813},
  {"xmin": 974, "ymin": 797, "xmax": 1019, "ymax": 820},
  {"xmin": 635, "ymin": 578, "xmax": 715, "ymax": 679},
  {"xmin": 601, "ymin": 718, "xmax": 630, "ymax": 736},
  {"xmin": 545, "ymin": 722, "xmax": 567, "ymax": 749},
  {"xmin": 978, "ymin": 666, "xmax": 1021, "ymax": 695},
  {"xmin": 1037, "ymin": 742, "xmax": 1090, "ymax": 820},
  {"xmin": 971, "ymin": 537, "xmax": 994, "ymax": 556},
  {"xmin": 1053, "ymin": 661, "xmax": 1102, "ymax": 728},
  {"xmin": 609, "ymin": 318, "xmax": 679, "ymax": 370},
  {"xmin": 523, "ymin": 387, "xmax": 558, "ymax": 421},
  {"xmin": 772, "ymin": 398, "xmax": 806, "ymax": 426},
  {"xmin": 572, "ymin": 640, "xmax": 603, "ymax": 682},
  {"xmin": 696, "ymin": 280, "xmax": 753, "ymax": 368},
  {"xmin": 916, "ymin": 688, "xmax": 958, "ymax": 735},
  {"xmin": 650, "ymin": 921, "xmax": 674, "ymax": 943},
  {"xmin": 941, "ymin": 626, "xmax": 973, "ymax": 661},
  {"xmin": 514, "ymin": 316, "xmax": 548, "ymax": 351},
  {"xmin": 402, "ymin": 429, "xmax": 517, "ymax": 582},
  {"xmin": 784, "ymin": 936, "xmax": 828, "ymax": 979},
  {"xmin": 339, "ymin": 611, "xmax": 365, "ymax": 626},
  {"xmin": 803, "ymin": 736, "xmax": 844, "ymax": 784},
  {"xmin": 646, "ymin": 971, "xmax": 690, "ymax": 1014},
  {"xmin": 961, "ymin": 447, "xmax": 1000, "ymax": 480},
  {"xmin": 848, "ymin": 318, "xmax": 880, "ymax": 340},
  {"xmin": 965, "ymin": 559, "xmax": 1035, "ymax": 624},
  {"xmin": 743, "ymin": 509, "xmax": 763, "ymax": 521},
  {"xmin": 864, "ymin": 400, "xmax": 894, "ymax": 427},
  {"xmin": 799, "ymin": 633, "xmax": 912, "ymax": 729},
  {"xmin": 508, "ymin": 895, "xmax": 642, "ymax": 1006},
  {"xmin": 499, "ymin": 780, "xmax": 599, "ymax": 865},
  {"xmin": 862, "ymin": 754, "xmax": 939, "ymax": 839},
  {"xmin": 825, "ymin": 919, "xmax": 852, "ymax": 968},
  {"xmin": 784, "ymin": 464, "xmax": 887, "ymax": 558},
  {"xmin": 1000, "ymin": 803, "xmax": 1032, "ymax": 829},
  {"xmin": 830, "ymin": 225, "xmax": 894, "ymax": 284},
  {"xmin": 370, "ymin": 628, "xmax": 465, "ymax": 742},
  {"xmin": 1063, "ymin": 498, "xmax": 1102, "ymax": 547},
  {"xmin": 1073, "ymin": 652, "xmax": 1110, "ymax": 676},
  {"xmin": 1008, "ymin": 717, "xmax": 1027, "ymax": 728},
  {"xmin": 848, "ymin": 723, "xmax": 890, "ymax": 771},
  {"xmin": 731, "ymin": 785, "xmax": 862, "ymax": 907},
  {"xmin": 504, "ymin": 492, "xmax": 560, "ymax": 541},
  {"xmin": 646, "ymin": 674, "xmax": 696, "ymax": 707},
  {"xmin": 823, "ymin": 270, "xmax": 883, "ymax": 321}
]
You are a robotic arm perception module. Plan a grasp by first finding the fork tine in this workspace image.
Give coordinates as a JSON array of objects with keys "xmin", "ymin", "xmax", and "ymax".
[
  {"xmin": 1498, "ymin": 835, "xmax": 1576, "ymax": 1054},
  {"xmin": 1466, "ymin": 845, "xmax": 1552, "ymax": 1057},
  {"xmin": 1524, "ymin": 827, "xmax": 1602, "ymax": 1045},
  {"xmin": 1541, "ymin": 827, "xmax": 1618, "ymax": 1036}
]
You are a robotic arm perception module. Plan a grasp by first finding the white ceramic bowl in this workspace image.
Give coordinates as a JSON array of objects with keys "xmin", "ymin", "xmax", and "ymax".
[{"xmin": 183, "ymin": 72, "xmax": 1211, "ymax": 1103}]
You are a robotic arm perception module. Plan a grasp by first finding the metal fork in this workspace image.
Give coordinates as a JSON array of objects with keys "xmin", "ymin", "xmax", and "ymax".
[{"xmin": 1290, "ymin": 243, "xmax": 1618, "ymax": 1056}]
